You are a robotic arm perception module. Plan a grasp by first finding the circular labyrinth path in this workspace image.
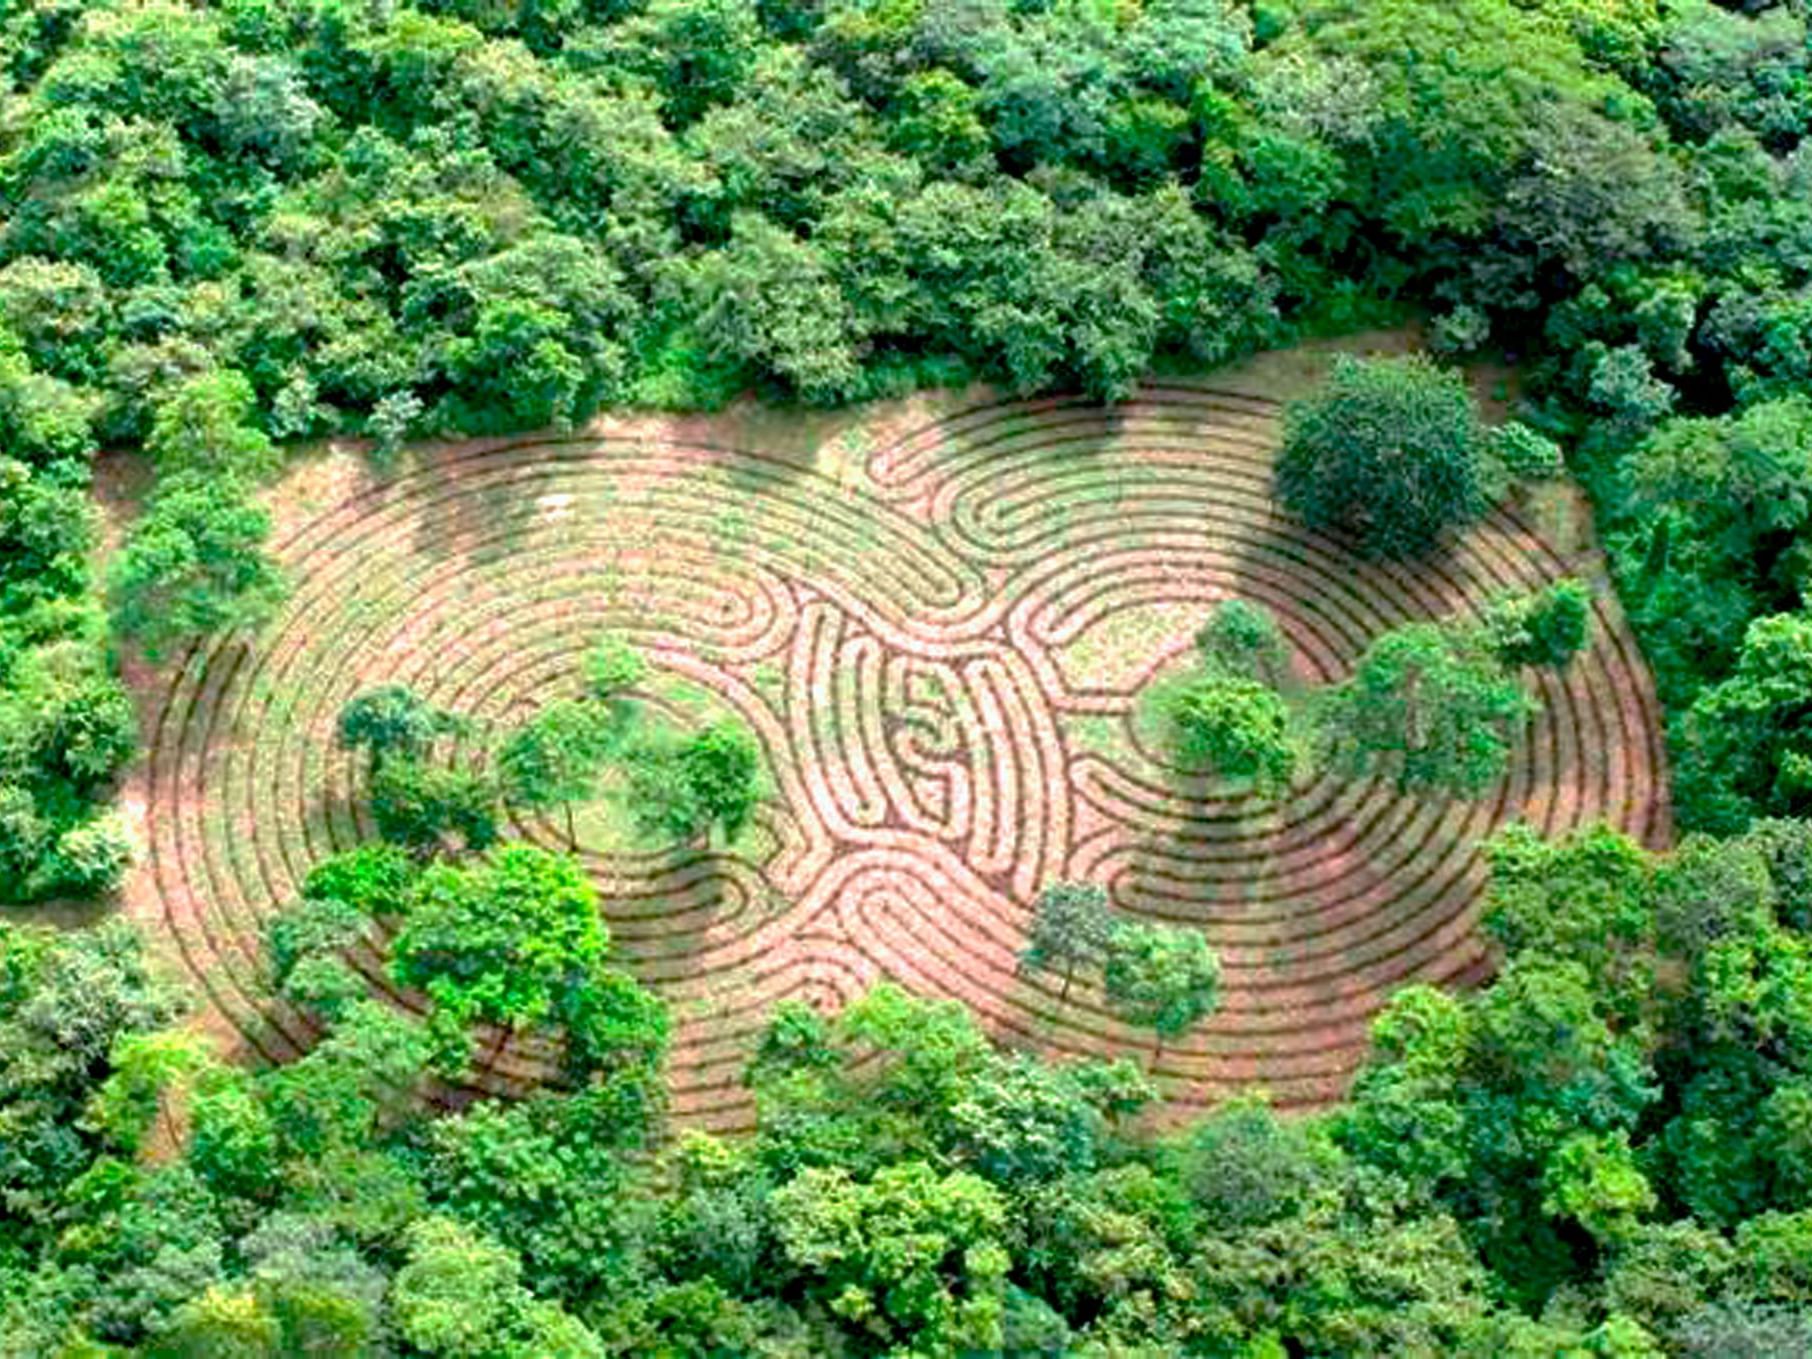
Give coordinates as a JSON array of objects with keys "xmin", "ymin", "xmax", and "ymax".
[{"xmin": 126, "ymin": 383, "xmax": 1669, "ymax": 1130}]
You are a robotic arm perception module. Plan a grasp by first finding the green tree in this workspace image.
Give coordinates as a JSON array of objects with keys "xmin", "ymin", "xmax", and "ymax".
[
  {"xmin": 1020, "ymin": 881, "xmax": 1116, "ymax": 1001},
  {"xmin": 688, "ymin": 214, "xmax": 863, "ymax": 404},
  {"xmin": 0, "ymin": 456, "xmax": 95, "ymax": 607},
  {"xmin": 156, "ymin": 1286, "xmax": 281, "ymax": 1358},
  {"xmin": 1166, "ymin": 674, "xmax": 1297, "ymax": 794},
  {"xmin": 1195, "ymin": 598, "xmax": 1289, "ymax": 682},
  {"xmin": 1489, "ymin": 422, "xmax": 1565, "ymax": 483},
  {"xmin": 1103, "ymin": 922, "xmax": 1223, "ymax": 1063},
  {"xmin": 1481, "ymin": 578, "xmax": 1593, "ymax": 670},
  {"xmin": 335, "ymin": 685, "xmax": 463, "ymax": 775},
  {"xmin": 0, "ymin": 920, "xmax": 181, "ymax": 1239},
  {"xmin": 391, "ymin": 845, "xmax": 665, "ymax": 1079},
  {"xmin": 945, "ymin": 1054, "xmax": 1107, "ymax": 1186},
  {"xmin": 627, "ymin": 720, "xmax": 762, "ymax": 848},
  {"xmin": 369, "ymin": 759, "xmax": 498, "ymax": 856},
  {"xmin": 1541, "ymin": 1130, "xmax": 1657, "ymax": 1244},
  {"xmin": 1675, "ymin": 611, "xmax": 1812, "ymax": 832},
  {"xmin": 108, "ymin": 474, "xmax": 286, "ymax": 657},
  {"xmin": 1318, "ymin": 621, "xmax": 1537, "ymax": 798},
  {"xmin": 145, "ymin": 369, "xmax": 281, "ymax": 484},
  {"xmin": 1274, "ymin": 354, "xmax": 1497, "ymax": 559},
  {"xmin": 496, "ymin": 698, "xmax": 614, "ymax": 848},
  {"xmin": 584, "ymin": 633, "xmax": 647, "ymax": 722},
  {"xmin": 769, "ymin": 1161, "xmax": 1010, "ymax": 1355}
]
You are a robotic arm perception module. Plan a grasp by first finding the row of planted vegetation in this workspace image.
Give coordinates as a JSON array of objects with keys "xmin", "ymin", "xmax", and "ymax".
[{"xmin": 7, "ymin": 0, "xmax": 1812, "ymax": 1353}]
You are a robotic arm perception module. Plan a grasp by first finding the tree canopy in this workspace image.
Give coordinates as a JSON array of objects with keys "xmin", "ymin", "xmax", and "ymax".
[
  {"xmin": 1274, "ymin": 354, "xmax": 1500, "ymax": 560},
  {"xmin": 1319, "ymin": 619, "xmax": 1539, "ymax": 798}
]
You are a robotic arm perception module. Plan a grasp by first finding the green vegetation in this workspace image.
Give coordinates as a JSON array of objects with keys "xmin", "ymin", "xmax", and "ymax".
[
  {"xmin": 1317, "ymin": 620, "xmax": 1540, "ymax": 798},
  {"xmin": 1482, "ymin": 577, "xmax": 1594, "ymax": 671},
  {"xmin": 1101, "ymin": 919, "xmax": 1223, "ymax": 1062},
  {"xmin": 1167, "ymin": 674, "xmax": 1298, "ymax": 792},
  {"xmin": 13, "ymin": 821, "xmax": 1812, "ymax": 1353},
  {"xmin": 1019, "ymin": 880, "xmax": 1117, "ymax": 1001},
  {"xmin": 337, "ymin": 685, "xmax": 466, "ymax": 775},
  {"xmin": 625, "ymin": 720, "xmax": 764, "ymax": 850},
  {"xmin": 10, "ymin": 0, "xmax": 1812, "ymax": 1352},
  {"xmin": 0, "ymin": 396, "xmax": 133, "ymax": 901},
  {"xmin": 1274, "ymin": 354, "xmax": 1501, "ymax": 560}
]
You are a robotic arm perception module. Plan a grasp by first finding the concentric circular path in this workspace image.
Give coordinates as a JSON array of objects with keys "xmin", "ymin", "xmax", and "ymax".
[{"xmin": 127, "ymin": 384, "xmax": 1669, "ymax": 1129}]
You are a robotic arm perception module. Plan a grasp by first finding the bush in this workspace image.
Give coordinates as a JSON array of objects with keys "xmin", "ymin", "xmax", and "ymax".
[
  {"xmin": 1490, "ymin": 422, "xmax": 1565, "ymax": 482},
  {"xmin": 1195, "ymin": 599, "xmax": 1288, "ymax": 681},
  {"xmin": 48, "ymin": 814, "xmax": 134, "ymax": 895},
  {"xmin": 1481, "ymin": 579, "xmax": 1592, "ymax": 669},
  {"xmin": 1274, "ymin": 354, "xmax": 1496, "ymax": 560},
  {"xmin": 1167, "ymin": 675, "xmax": 1296, "ymax": 794}
]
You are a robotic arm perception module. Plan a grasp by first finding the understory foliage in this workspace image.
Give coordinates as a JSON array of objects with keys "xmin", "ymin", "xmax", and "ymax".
[{"xmin": 11, "ymin": 821, "xmax": 1812, "ymax": 1354}]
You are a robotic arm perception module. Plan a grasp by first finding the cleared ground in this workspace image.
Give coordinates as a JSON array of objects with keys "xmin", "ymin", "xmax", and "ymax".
[{"xmin": 114, "ymin": 347, "xmax": 1670, "ymax": 1129}]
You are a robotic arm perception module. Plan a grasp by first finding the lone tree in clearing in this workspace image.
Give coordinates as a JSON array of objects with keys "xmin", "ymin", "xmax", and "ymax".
[
  {"xmin": 1167, "ymin": 675, "xmax": 1297, "ymax": 795},
  {"xmin": 1274, "ymin": 354, "xmax": 1496, "ymax": 560},
  {"xmin": 1103, "ymin": 922, "xmax": 1222, "ymax": 1064},
  {"xmin": 1318, "ymin": 621, "xmax": 1537, "ymax": 799},
  {"xmin": 584, "ymin": 633, "xmax": 647, "ymax": 735},
  {"xmin": 1020, "ymin": 882, "xmax": 1116, "ymax": 1000},
  {"xmin": 628, "ymin": 720, "xmax": 763, "ymax": 849},
  {"xmin": 336, "ymin": 685, "xmax": 464, "ymax": 775},
  {"xmin": 1196, "ymin": 599, "xmax": 1289, "ymax": 684},
  {"xmin": 497, "ymin": 698, "xmax": 615, "ymax": 849}
]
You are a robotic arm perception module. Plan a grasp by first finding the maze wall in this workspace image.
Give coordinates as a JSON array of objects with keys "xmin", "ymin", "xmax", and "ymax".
[{"xmin": 129, "ymin": 385, "xmax": 1669, "ymax": 1128}]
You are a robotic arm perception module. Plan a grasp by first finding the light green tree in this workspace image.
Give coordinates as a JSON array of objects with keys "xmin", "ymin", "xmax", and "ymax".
[
  {"xmin": 1103, "ymin": 922, "xmax": 1223, "ymax": 1063},
  {"xmin": 496, "ymin": 698, "xmax": 615, "ymax": 848}
]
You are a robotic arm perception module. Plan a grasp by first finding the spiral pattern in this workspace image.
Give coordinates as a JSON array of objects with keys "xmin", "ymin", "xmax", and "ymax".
[{"xmin": 127, "ymin": 385, "xmax": 1669, "ymax": 1128}]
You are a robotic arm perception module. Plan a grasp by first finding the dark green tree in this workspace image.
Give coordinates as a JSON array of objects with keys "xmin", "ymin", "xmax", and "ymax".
[
  {"xmin": 627, "ymin": 720, "xmax": 762, "ymax": 848},
  {"xmin": 768, "ymin": 1161, "xmax": 1010, "ymax": 1356},
  {"xmin": 496, "ymin": 698, "xmax": 614, "ymax": 848},
  {"xmin": 368, "ymin": 758, "xmax": 499, "ymax": 857},
  {"xmin": 1674, "ymin": 611, "xmax": 1812, "ymax": 832},
  {"xmin": 1274, "ymin": 354, "xmax": 1497, "ymax": 559},
  {"xmin": 1318, "ymin": 621, "xmax": 1537, "ymax": 798},
  {"xmin": 391, "ymin": 844, "xmax": 666, "ymax": 1080},
  {"xmin": 1195, "ymin": 598, "xmax": 1289, "ymax": 682},
  {"xmin": 1019, "ymin": 881, "xmax": 1116, "ymax": 1001},
  {"xmin": 335, "ymin": 685, "xmax": 463, "ymax": 775}
]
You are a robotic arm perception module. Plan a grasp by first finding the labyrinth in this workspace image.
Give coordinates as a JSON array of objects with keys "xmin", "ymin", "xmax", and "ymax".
[{"xmin": 125, "ymin": 379, "xmax": 1670, "ymax": 1130}]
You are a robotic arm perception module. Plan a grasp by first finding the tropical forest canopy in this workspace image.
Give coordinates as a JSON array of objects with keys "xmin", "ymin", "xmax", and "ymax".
[{"xmin": 5, "ymin": 0, "xmax": 1812, "ymax": 1354}]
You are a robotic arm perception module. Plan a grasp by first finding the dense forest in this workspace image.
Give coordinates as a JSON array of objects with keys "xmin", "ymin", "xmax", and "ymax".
[{"xmin": 6, "ymin": 0, "xmax": 1812, "ymax": 1353}]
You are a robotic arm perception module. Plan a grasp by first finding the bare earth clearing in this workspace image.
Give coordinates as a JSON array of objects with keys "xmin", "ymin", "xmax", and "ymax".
[{"xmin": 111, "ymin": 344, "xmax": 1670, "ymax": 1130}]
